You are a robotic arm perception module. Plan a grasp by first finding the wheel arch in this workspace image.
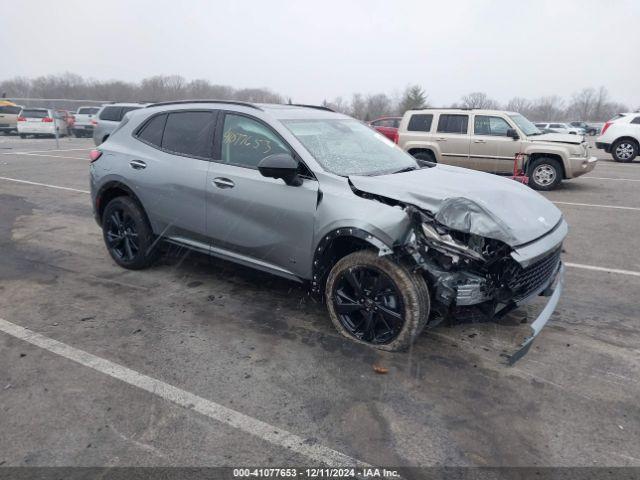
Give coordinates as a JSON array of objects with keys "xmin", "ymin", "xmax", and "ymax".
[
  {"xmin": 96, "ymin": 181, "xmax": 147, "ymax": 226},
  {"xmin": 311, "ymin": 228, "xmax": 394, "ymax": 295},
  {"xmin": 613, "ymin": 136, "xmax": 639, "ymax": 148},
  {"xmin": 528, "ymin": 152, "xmax": 567, "ymax": 179}
]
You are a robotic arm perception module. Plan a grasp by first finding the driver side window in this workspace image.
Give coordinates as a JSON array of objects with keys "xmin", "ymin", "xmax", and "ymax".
[{"xmin": 221, "ymin": 114, "xmax": 290, "ymax": 169}]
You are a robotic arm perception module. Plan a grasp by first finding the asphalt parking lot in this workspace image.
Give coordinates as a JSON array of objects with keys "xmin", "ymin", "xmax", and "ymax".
[{"xmin": 0, "ymin": 134, "xmax": 638, "ymax": 468}]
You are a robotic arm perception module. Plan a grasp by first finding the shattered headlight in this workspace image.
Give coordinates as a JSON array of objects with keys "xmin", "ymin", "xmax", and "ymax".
[{"xmin": 420, "ymin": 223, "xmax": 484, "ymax": 261}]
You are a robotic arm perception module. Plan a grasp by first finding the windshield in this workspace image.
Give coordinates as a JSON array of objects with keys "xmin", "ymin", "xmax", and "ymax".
[
  {"xmin": 282, "ymin": 119, "xmax": 417, "ymax": 176},
  {"xmin": 508, "ymin": 113, "xmax": 541, "ymax": 136}
]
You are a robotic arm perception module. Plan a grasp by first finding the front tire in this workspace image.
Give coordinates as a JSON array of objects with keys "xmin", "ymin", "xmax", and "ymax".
[
  {"xmin": 325, "ymin": 250, "xmax": 430, "ymax": 351},
  {"xmin": 102, "ymin": 196, "xmax": 158, "ymax": 270},
  {"xmin": 411, "ymin": 150, "xmax": 436, "ymax": 164},
  {"xmin": 529, "ymin": 157, "xmax": 562, "ymax": 191},
  {"xmin": 611, "ymin": 139, "xmax": 638, "ymax": 163}
]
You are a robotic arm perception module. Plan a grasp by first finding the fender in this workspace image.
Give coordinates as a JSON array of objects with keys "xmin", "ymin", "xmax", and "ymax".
[{"xmin": 310, "ymin": 227, "xmax": 394, "ymax": 294}]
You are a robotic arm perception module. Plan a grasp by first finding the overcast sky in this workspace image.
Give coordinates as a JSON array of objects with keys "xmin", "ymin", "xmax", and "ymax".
[{"xmin": 3, "ymin": 0, "xmax": 639, "ymax": 107}]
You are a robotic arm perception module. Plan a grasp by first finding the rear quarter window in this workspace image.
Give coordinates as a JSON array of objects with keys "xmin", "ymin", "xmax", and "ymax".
[
  {"xmin": 631, "ymin": 116, "xmax": 640, "ymax": 125},
  {"xmin": 407, "ymin": 114, "xmax": 433, "ymax": 132},
  {"xmin": 136, "ymin": 114, "xmax": 167, "ymax": 148}
]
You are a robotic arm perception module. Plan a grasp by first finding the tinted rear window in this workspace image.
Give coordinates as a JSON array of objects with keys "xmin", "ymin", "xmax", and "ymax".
[
  {"xmin": 99, "ymin": 106, "xmax": 122, "ymax": 121},
  {"xmin": 21, "ymin": 109, "xmax": 48, "ymax": 118},
  {"xmin": 0, "ymin": 106, "xmax": 21, "ymax": 114},
  {"xmin": 161, "ymin": 111, "xmax": 216, "ymax": 158},
  {"xmin": 78, "ymin": 107, "xmax": 99, "ymax": 115},
  {"xmin": 437, "ymin": 114, "xmax": 468, "ymax": 134},
  {"xmin": 137, "ymin": 114, "xmax": 167, "ymax": 147},
  {"xmin": 407, "ymin": 114, "xmax": 433, "ymax": 132}
]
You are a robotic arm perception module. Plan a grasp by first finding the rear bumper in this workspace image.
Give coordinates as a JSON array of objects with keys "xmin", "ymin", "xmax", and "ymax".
[
  {"xmin": 595, "ymin": 142, "xmax": 611, "ymax": 152},
  {"xmin": 508, "ymin": 263, "xmax": 564, "ymax": 364},
  {"xmin": 17, "ymin": 124, "xmax": 56, "ymax": 135}
]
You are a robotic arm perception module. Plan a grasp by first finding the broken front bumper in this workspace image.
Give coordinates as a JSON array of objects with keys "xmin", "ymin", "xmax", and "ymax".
[{"xmin": 508, "ymin": 263, "xmax": 565, "ymax": 364}]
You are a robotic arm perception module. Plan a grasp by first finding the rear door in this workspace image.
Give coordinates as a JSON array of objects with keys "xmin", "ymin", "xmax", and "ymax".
[
  {"xmin": 126, "ymin": 109, "xmax": 216, "ymax": 245},
  {"xmin": 469, "ymin": 114, "xmax": 522, "ymax": 173},
  {"xmin": 205, "ymin": 112, "xmax": 318, "ymax": 280},
  {"xmin": 434, "ymin": 113, "xmax": 470, "ymax": 167}
]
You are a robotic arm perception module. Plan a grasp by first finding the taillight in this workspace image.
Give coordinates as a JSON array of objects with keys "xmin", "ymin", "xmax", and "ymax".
[
  {"xmin": 601, "ymin": 121, "xmax": 612, "ymax": 135},
  {"xmin": 17, "ymin": 116, "xmax": 26, "ymax": 122},
  {"xmin": 91, "ymin": 120, "xmax": 98, "ymax": 125},
  {"xmin": 89, "ymin": 149, "xmax": 102, "ymax": 162},
  {"xmin": 42, "ymin": 117, "xmax": 53, "ymax": 123}
]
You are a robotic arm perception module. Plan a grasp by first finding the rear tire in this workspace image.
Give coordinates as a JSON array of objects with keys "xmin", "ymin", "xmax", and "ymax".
[
  {"xmin": 102, "ymin": 196, "xmax": 158, "ymax": 270},
  {"xmin": 529, "ymin": 157, "xmax": 562, "ymax": 191},
  {"xmin": 19, "ymin": 134, "xmax": 26, "ymax": 139},
  {"xmin": 611, "ymin": 139, "xmax": 638, "ymax": 163},
  {"xmin": 325, "ymin": 250, "xmax": 430, "ymax": 351}
]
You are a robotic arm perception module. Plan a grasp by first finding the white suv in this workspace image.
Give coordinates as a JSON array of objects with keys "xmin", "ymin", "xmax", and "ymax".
[{"xmin": 596, "ymin": 113, "xmax": 640, "ymax": 162}]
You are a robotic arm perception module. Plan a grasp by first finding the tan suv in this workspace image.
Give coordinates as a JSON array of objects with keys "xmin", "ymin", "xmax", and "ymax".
[
  {"xmin": 397, "ymin": 108, "xmax": 597, "ymax": 190},
  {"xmin": 0, "ymin": 103, "xmax": 22, "ymax": 135}
]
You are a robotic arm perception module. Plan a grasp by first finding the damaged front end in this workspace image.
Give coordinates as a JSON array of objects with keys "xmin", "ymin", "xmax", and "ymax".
[{"xmin": 401, "ymin": 205, "xmax": 565, "ymax": 364}]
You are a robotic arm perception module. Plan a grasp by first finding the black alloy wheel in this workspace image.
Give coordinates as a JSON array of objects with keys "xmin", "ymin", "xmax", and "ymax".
[
  {"xmin": 105, "ymin": 208, "xmax": 140, "ymax": 262},
  {"xmin": 332, "ymin": 266, "xmax": 405, "ymax": 344}
]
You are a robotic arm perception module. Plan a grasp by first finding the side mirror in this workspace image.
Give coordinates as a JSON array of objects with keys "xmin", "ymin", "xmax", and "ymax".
[
  {"xmin": 506, "ymin": 128, "xmax": 520, "ymax": 140},
  {"xmin": 258, "ymin": 154, "xmax": 302, "ymax": 186}
]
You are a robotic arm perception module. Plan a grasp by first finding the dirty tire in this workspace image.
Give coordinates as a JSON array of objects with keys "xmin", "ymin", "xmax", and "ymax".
[
  {"xmin": 611, "ymin": 139, "xmax": 638, "ymax": 163},
  {"xmin": 325, "ymin": 250, "xmax": 430, "ymax": 351},
  {"xmin": 412, "ymin": 150, "xmax": 436, "ymax": 163},
  {"xmin": 102, "ymin": 196, "xmax": 158, "ymax": 270},
  {"xmin": 529, "ymin": 157, "xmax": 562, "ymax": 191}
]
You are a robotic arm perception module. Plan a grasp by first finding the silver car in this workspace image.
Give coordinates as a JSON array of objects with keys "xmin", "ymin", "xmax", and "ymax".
[
  {"xmin": 93, "ymin": 102, "xmax": 147, "ymax": 145},
  {"xmin": 89, "ymin": 101, "xmax": 566, "ymax": 360}
]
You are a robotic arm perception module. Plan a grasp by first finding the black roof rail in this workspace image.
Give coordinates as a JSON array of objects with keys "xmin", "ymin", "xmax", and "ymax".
[
  {"xmin": 289, "ymin": 103, "xmax": 334, "ymax": 112},
  {"xmin": 145, "ymin": 99, "xmax": 262, "ymax": 110}
]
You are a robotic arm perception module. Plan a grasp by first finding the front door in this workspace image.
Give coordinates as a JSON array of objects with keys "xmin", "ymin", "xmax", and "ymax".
[
  {"xmin": 205, "ymin": 112, "xmax": 318, "ymax": 280},
  {"xmin": 434, "ymin": 113, "xmax": 470, "ymax": 167},
  {"xmin": 469, "ymin": 115, "xmax": 523, "ymax": 174}
]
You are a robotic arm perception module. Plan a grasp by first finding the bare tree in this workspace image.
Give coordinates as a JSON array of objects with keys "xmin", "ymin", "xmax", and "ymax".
[
  {"xmin": 505, "ymin": 97, "xmax": 533, "ymax": 116},
  {"xmin": 527, "ymin": 96, "xmax": 565, "ymax": 121},
  {"xmin": 350, "ymin": 93, "xmax": 367, "ymax": 120},
  {"xmin": 460, "ymin": 92, "xmax": 499, "ymax": 109}
]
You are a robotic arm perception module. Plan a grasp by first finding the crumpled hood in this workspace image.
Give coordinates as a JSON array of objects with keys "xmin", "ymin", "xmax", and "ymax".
[
  {"xmin": 349, "ymin": 165, "xmax": 562, "ymax": 246},
  {"xmin": 529, "ymin": 132, "xmax": 584, "ymax": 145}
]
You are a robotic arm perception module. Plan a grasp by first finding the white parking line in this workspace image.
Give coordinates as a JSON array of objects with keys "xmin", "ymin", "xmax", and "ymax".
[
  {"xmin": 8, "ymin": 152, "xmax": 87, "ymax": 160},
  {"xmin": 583, "ymin": 176, "xmax": 640, "ymax": 182},
  {"xmin": 1, "ymin": 148, "xmax": 91, "ymax": 155},
  {"xmin": 0, "ymin": 317, "xmax": 365, "ymax": 467},
  {"xmin": 0, "ymin": 176, "xmax": 89, "ymax": 194},
  {"xmin": 566, "ymin": 263, "xmax": 640, "ymax": 277},
  {"xmin": 553, "ymin": 201, "xmax": 640, "ymax": 211}
]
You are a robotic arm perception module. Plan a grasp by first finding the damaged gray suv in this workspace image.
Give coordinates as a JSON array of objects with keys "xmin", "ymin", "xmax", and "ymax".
[{"xmin": 90, "ymin": 101, "xmax": 566, "ymax": 360}]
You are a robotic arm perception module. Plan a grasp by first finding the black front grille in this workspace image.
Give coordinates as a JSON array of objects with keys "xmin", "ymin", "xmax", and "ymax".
[{"xmin": 508, "ymin": 248, "xmax": 561, "ymax": 301}]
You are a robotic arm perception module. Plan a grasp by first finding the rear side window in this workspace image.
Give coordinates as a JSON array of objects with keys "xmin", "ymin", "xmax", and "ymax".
[
  {"xmin": 631, "ymin": 116, "xmax": 640, "ymax": 125},
  {"xmin": 221, "ymin": 114, "xmax": 290, "ymax": 168},
  {"xmin": 21, "ymin": 109, "xmax": 48, "ymax": 118},
  {"xmin": 437, "ymin": 114, "xmax": 468, "ymax": 134},
  {"xmin": 137, "ymin": 114, "xmax": 167, "ymax": 147},
  {"xmin": 161, "ymin": 111, "xmax": 216, "ymax": 159},
  {"xmin": 78, "ymin": 107, "xmax": 99, "ymax": 115},
  {"xmin": 407, "ymin": 114, "xmax": 433, "ymax": 132},
  {"xmin": 0, "ymin": 106, "xmax": 21, "ymax": 114},
  {"xmin": 99, "ymin": 106, "xmax": 122, "ymax": 121}
]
